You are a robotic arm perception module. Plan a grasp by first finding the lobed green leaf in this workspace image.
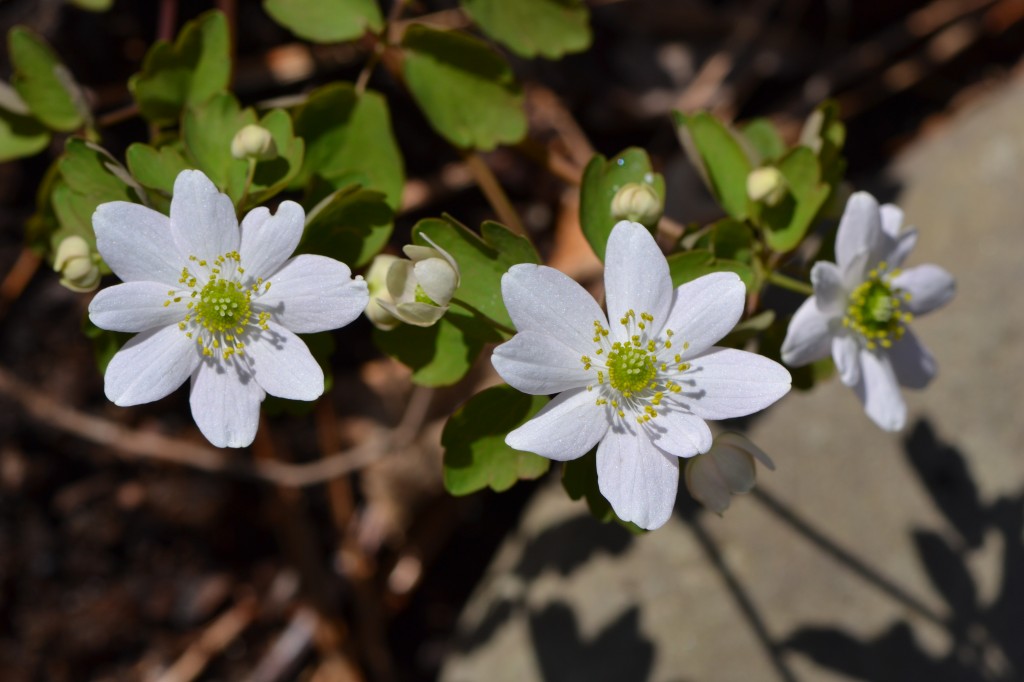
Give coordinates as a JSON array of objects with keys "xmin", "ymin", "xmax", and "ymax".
[
  {"xmin": 673, "ymin": 111, "xmax": 752, "ymax": 220},
  {"xmin": 758, "ymin": 147, "xmax": 831, "ymax": 253},
  {"xmin": 263, "ymin": 0, "xmax": 382, "ymax": 43},
  {"xmin": 8, "ymin": 27, "xmax": 87, "ymax": 132},
  {"xmin": 300, "ymin": 186, "xmax": 393, "ymax": 269},
  {"xmin": 460, "ymin": 0, "xmax": 591, "ymax": 59},
  {"xmin": 579, "ymin": 148, "xmax": 664, "ymax": 261}
]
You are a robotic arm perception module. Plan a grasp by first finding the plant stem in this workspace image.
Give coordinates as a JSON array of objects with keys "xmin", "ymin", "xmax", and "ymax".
[
  {"xmin": 767, "ymin": 270, "xmax": 814, "ymax": 296},
  {"xmin": 460, "ymin": 151, "xmax": 528, "ymax": 239}
]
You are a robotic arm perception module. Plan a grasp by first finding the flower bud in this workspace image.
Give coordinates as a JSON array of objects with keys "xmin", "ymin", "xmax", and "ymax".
[
  {"xmin": 54, "ymin": 235, "xmax": 100, "ymax": 292},
  {"xmin": 684, "ymin": 432, "xmax": 774, "ymax": 515},
  {"xmin": 378, "ymin": 235, "xmax": 461, "ymax": 328},
  {"xmin": 364, "ymin": 254, "xmax": 401, "ymax": 330},
  {"xmin": 611, "ymin": 182, "xmax": 663, "ymax": 225},
  {"xmin": 746, "ymin": 167, "xmax": 787, "ymax": 206},
  {"xmin": 231, "ymin": 124, "xmax": 277, "ymax": 161}
]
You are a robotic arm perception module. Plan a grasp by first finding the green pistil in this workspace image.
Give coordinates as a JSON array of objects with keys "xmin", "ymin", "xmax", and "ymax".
[
  {"xmin": 196, "ymin": 278, "xmax": 251, "ymax": 332},
  {"xmin": 413, "ymin": 284, "xmax": 438, "ymax": 305},
  {"xmin": 843, "ymin": 268, "xmax": 912, "ymax": 350},
  {"xmin": 606, "ymin": 343, "xmax": 656, "ymax": 396}
]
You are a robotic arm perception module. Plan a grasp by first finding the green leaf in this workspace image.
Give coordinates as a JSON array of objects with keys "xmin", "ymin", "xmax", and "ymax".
[
  {"xmin": 741, "ymin": 118, "xmax": 785, "ymax": 164},
  {"xmin": 801, "ymin": 100, "xmax": 846, "ymax": 185},
  {"xmin": 562, "ymin": 451, "xmax": 644, "ymax": 532},
  {"xmin": 0, "ymin": 106, "xmax": 49, "ymax": 161},
  {"xmin": 292, "ymin": 83, "xmax": 403, "ymax": 209},
  {"xmin": 460, "ymin": 0, "xmax": 591, "ymax": 59},
  {"xmin": 442, "ymin": 385, "xmax": 550, "ymax": 495},
  {"xmin": 68, "ymin": 0, "xmax": 114, "ymax": 10},
  {"xmin": 248, "ymin": 108, "xmax": 305, "ymax": 206},
  {"xmin": 579, "ymin": 148, "xmax": 665, "ymax": 261},
  {"xmin": 8, "ymin": 27, "xmax": 87, "ymax": 132},
  {"xmin": 667, "ymin": 249, "xmax": 754, "ymax": 289},
  {"xmin": 413, "ymin": 216, "xmax": 540, "ymax": 330},
  {"xmin": 402, "ymin": 25, "xmax": 527, "ymax": 150},
  {"xmin": 673, "ymin": 111, "xmax": 752, "ymax": 220},
  {"xmin": 126, "ymin": 142, "xmax": 190, "ymax": 194},
  {"xmin": 300, "ymin": 186, "xmax": 393, "ymax": 268},
  {"xmin": 373, "ymin": 306, "xmax": 500, "ymax": 387},
  {"xmin": 263, "ymin": 0, "xmax": 382, "ymax": 43},
  {"xmin": 129, "ymin": 10, "xmax": 230, "ymax": 125},
  {"xmin": 695, "ymin": 217, "xmax": 753, "ymax": 263},
  {"xmin": 758, "ymin": 147, "xmax": 831, "ymax": 253}
]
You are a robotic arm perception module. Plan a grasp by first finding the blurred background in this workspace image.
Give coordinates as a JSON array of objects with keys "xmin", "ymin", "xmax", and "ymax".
[{"xmin": 1, "ymin": 0, "xmax": 1023, "ymax": 680}]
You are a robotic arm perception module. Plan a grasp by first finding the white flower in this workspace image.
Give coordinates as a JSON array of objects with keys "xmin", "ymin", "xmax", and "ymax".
[
  {"xmin": 54, "ymin": 234, "xmax": 100, "ymax": 292},
  {"xmin": 363, "ymin": 253, "xmax": 402, "ymax": 330},
  {"xmin": 491, "ymin": 221, "xmax": 792, "ymax": 530},
  {"xmin": 377, "ymin": 235, "xmax": 460, "ymax": 327},
  {"xmin": 684, "ymin": 432, "xmax": 774, "ymax": 515},
  {"xmin": 781, "ymin": 191, "xmax": 955, "ymax": 431},
  {"xmin": 230, "ymin": 124, "xmax": 277, "ymax": 161},
  {"xmin": 88, "ymin": 170, "xmax": 368, "ymax": 448}
]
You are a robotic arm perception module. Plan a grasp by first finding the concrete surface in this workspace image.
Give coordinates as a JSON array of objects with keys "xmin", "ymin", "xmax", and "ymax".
[{"xmin": 438, "ymin": 74, "xmax": 1024, "ymax": 681}]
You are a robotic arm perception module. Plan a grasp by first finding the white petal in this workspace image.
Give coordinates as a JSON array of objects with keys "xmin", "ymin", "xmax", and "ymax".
[
  {"xmin": 501, "ymin": 264, "xmax": 606, "ymax": 354},
  {"xmin": 661, "ymin": 272, "xmax": 745, "ymax": 358},
  {"xmin": 879, "ymin": 203, "xmax": 904, "ymax": 239},
  {"xmin": 189, "ymin": 360, "xmax": 265, "ymax": 448},
  {"xmin": 169, "ymin": 170, "xmax": 239, "ymax": 258},
  {"xmin": 246, "ymin": 321, "xmax": 324, "ymax": 401},
  {"xmin": 810, "ymin": 260, "xmax": 845, "ymax": 315},
  {"xmin": 832, "ymin": 334, "xmax": 861, "ymax": 386},
  {"xmin": 491, "ymin": 331, "xmax": 593, "ymax": 395},
  {"xmin": 684, "ymin": 455, "xmax": 735, "ymax": 514},
  {"xmin": 604, "ymin": 221, "xmax": 672, "ymax": 334},
  {"xmin": 676, "ymin": 347, "xmax": 792, "ymax": 420},
  {"xmin": 391, "ymin": 301, "xmax": 446, "ymax": 327},
  {"xmin": 781, "ymin": 297, "xmax": 833, "ymax": 367},
  {"xmin": 854, "ymin": 348, "xmax": 906, "ymax": 431},
  {"xmin": 505, "ymin": 388, "xmax": 608, "ymax": 461},
  {"xmin": 892, "ymin": 264, "xmax": 955, "ymax": 316},
  {"xmin": 647, "ymin": 409, "xmax": 712, "ymax": 458},
  {"xmin": 597, "ymin": 428, "xmax": 679, "ymax": 530},
  {"xmin": 239, "ymin": 201, "xmax": 304, "ymax": 279},
  {"xmin": 414, "ymin": 257, "xmax": 458, "ymax": 305},
  {"xmin": 93, "ymin": 202, "xmax": 183, "ymax": 285},
  {"xmin": 89, "ymin": 281, "xmax": 187, "ymax": 332},
  {"xmin": 105, "ymin": 325, "xmax": 199, "ymax": 406},
  {"xmin": 835, "ymin": 192, "xmax": 882, "ymax": 277},
  {"xmin": 888, "ymin": 329, "xmax": 936, "ymax": 389},
  {"xmin": 260, "ymin": 255, "xmax": 368, "ymax": 333},
  {"xmin": 889, "ymin": 227, "xmax": 918, "ymax": 268}
]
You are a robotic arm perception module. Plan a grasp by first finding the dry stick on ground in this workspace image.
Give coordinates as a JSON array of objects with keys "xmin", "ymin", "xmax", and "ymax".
[
  {"xmin": 155, "ymin": 594, "xmax": 260, "ymax": 682},
  {"xmin": 0, "ymin": 365, "xmax": 384, "ymax": 487}
]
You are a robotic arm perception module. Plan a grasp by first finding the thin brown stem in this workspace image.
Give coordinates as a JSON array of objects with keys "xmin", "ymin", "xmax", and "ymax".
[{"xmin": 460, "ymin": 151, "xmax": 527, "ymax": 238}]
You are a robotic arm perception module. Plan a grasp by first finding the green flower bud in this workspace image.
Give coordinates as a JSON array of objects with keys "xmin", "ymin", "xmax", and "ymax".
[
  {"xmin": 54, "ymin": 235, "xmax": 100, "ymax": 292},
  {"xmin": 684, "ymin": 432, "xmax": 774, "ymax": 515},
  {"xmin": 610, "ymin": 182, "xmax": 663, "ymax": 225},
  {"xmin": 364, "ymin": 253, "xmax": 401, "ymax": 330},
  {"xmin": 746, "ymin": 166, "xmax": 787, "ymax": 206},
  {"xmin": 378, "ymin": 235, "xmax": 461, "ymax": 328},
  {"xmin": 230, "ymin": 124, "xmax": 277, "ymax": 161}
]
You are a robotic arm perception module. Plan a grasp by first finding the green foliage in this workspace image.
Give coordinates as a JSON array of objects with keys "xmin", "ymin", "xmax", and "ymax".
[
  {"xmin": 460, "ymin": 0, "xmax": 591, "ymax": 59},
  {"xmin": 292, "ymin": 83, "xmax": 404, "ymax": 209},
  {"xmin": 300, "ymin": 186, "xmax": 393, "ymax": 269},
  {"xmin": 673, "ymin": 111, "xmax": 752, "ymax": 220},
  {"xmin": 126, "ymin": 143, "xmax": 190, "ymax": 195},
  {"xmin": 402, "ymin": 25, "xmax": 527, "ymax": 150},
  {"xmin": 579, "ymin": 148, "xmax": 665, "ymax": 261},
  {"xmin": 756, "ymin": 147, "xmax": 831, "ymax": 253},
  {"xmin": 667, "ymin": 250, "xmax": 754, "ymax": 290},
  {"xmin": 67, "ymin": 0, "xmax": 114, "ymax": 10},
  {"xmin": 695, "ymin": 218, "xmax": 755, "ymax": 263},
  {"xmin": 0, "ymin": 105, "xmax": 50, "ymax": 162},
  {"xmin": 8, "ymin": 27, "xmax": 88, "ymax": 132},
  {"xmin": 442, "ymin": 385, "xmax": 550, "ymax": 495},
  {"xmin": 412, "ymin": 217, "xmax": 540, "ymax": 331},
  {"xmin": 741, "ymin": 118, "xmax": 786, "ymax": 164},
  {"xmin": 182, "ymin": 93, "xmax": 304, "ymax": 206},
  {"xmin": 802, "ymin": 100, "xmax": 847, "ymax": 186},
  {"xmin": 562, "ymin": 451, "xmax": 644, "ymax": 532},
  {"xmin": 374, "ymin": 306, "xmax": 500, "ymax": 387},
  {"xmin": 129, "ymin": 10, "xmax": 230, "ymax": 125},
  {"xmin": 263, "ymin": 0, "xmax": 383, "ymax": 43}
]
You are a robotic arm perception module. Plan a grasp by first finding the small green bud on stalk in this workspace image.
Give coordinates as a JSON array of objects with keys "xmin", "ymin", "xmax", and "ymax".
[
  {"xmin": 54, "ymin": 235, "xmax": 100, "ymax": 292},
  {"xmin": 230, "ymin": 124, "xmax": 277, "ymax": 161},
  {"xmin": 610, "ymin": 182, "xmax": 663, "ymax": 225}
]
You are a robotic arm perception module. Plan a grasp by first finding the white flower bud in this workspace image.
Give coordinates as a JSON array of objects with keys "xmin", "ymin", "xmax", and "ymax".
[
  {"xmin": 364, "ymin": 253, "xmax": 401, "ymax": 330},
  {"xmin": 376, "ymin": 235, "xmax": 461, "ymax": 328},
  {"xmin": 684, "ymin": 432, "xmax": 774, "ymax": 515},
  {"xmin": 746, "ymin": 166, "xmax": 787, "ymax": 206},
  {"xmin": 610, "ymin": 182, "xmax": 663, "ymax": 225},
  {"xmin": 54, "ymin": 235, "xmax": 100, "ymax": 292},
  {"xmin": 230, "ymin": 124, "xmax": 277, "ymax": 161}
]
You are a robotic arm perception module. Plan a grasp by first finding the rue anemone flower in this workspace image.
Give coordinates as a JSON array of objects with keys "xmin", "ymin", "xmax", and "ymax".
[
  {"xmin": 491, "ymin": 221, "xmax": 792, "ymax": 530},
  {"xmin": 88, "ymin": 170, "xmax": 368, "ymax": 448},
  {"xmin": 781, "ymin": 191, "xmax": 955, "ymax": 431}
]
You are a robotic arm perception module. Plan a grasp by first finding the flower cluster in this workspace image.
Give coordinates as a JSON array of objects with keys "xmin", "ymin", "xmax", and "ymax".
[
  {"xmin": 492, "ymin": 221, "xmax": 791, "ymax": 529},
  {"xmin": 781, "ymin": 192, "xmax": 955, "ymax": 431},
  {"xmin": 88, "ymin": 170, "xmax": 368, "ymax": 448}
]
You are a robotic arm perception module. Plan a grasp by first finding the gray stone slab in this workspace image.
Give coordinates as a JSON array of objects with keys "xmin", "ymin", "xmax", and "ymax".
[{"xmin": 440, "ymin": 76, "xmax": 1024, "ymax": 682}]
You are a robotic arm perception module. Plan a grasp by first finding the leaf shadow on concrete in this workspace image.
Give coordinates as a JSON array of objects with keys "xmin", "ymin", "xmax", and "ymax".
[{"xmin": 782, "ymin": 419, "xmax": 1024, "ymax": 681}]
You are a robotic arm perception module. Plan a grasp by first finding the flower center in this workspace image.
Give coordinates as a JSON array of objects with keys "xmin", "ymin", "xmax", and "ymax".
[
  {"xmin": 580, "ymin": 309, "xmax": 692, "ymax": 425},
  {"xmin": 843, "ymin": 262, "xmax": 913, "ymax": 350},
  {"xmin": 165, "ymin": 251, "xmax": 272, "ymax": 359}
]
